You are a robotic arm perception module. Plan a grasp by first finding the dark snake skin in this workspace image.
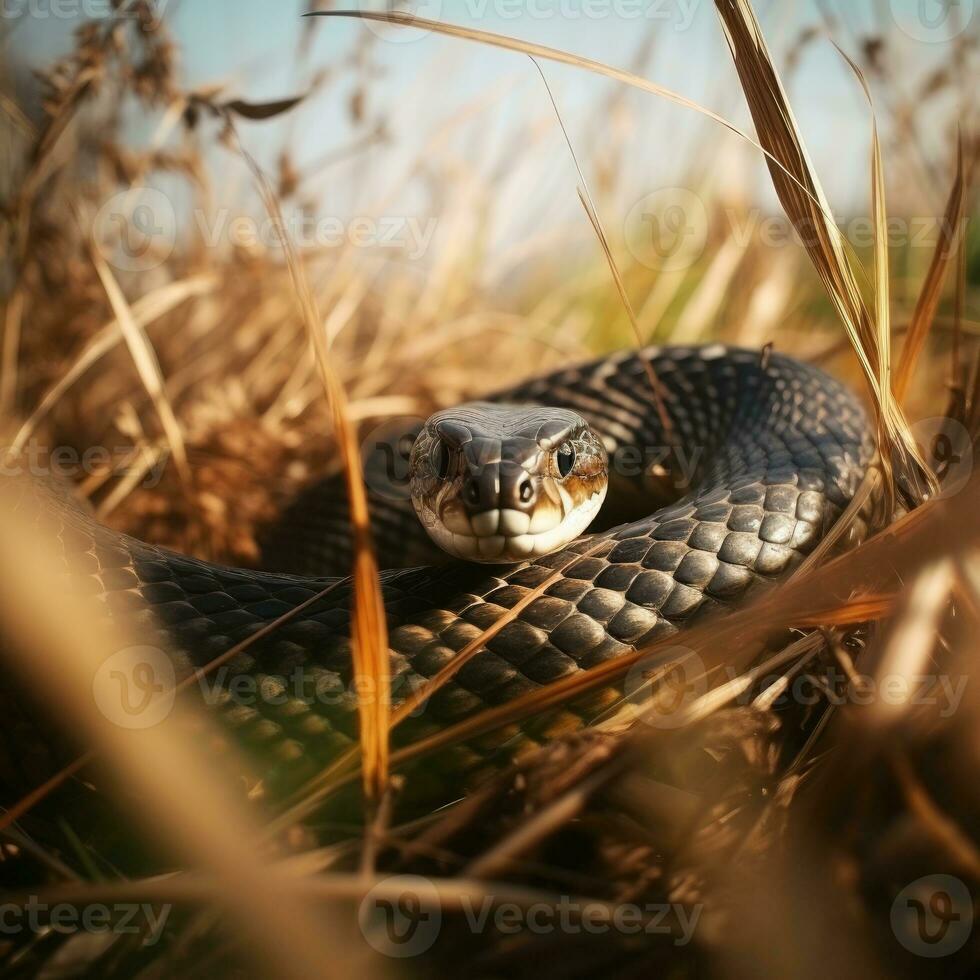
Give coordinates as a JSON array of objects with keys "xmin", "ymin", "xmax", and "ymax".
[{"xmin": 1, "ymin": 346, "xmax": 875, "ymax": 798}]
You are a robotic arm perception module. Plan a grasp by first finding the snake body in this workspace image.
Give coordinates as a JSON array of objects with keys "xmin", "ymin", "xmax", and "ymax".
[{"xmin": 1, "ymin": 345, "xmax": 874, "ymax": 798}]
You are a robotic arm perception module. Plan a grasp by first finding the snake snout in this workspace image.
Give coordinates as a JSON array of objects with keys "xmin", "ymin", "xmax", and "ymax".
[{"xmin": 461, "ymin": 462, "xmax": 537, "ymax": 517}]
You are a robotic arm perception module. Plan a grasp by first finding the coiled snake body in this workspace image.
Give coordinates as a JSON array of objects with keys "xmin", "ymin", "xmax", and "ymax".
[{"xmin": 1, "ymin": 345, "xmax": 874, "ymax": 799}]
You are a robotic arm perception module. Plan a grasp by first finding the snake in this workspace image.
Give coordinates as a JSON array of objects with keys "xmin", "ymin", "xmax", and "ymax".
[{"xmin": 0, "ymin": 344, "xmax": 875, "ymax": 805}]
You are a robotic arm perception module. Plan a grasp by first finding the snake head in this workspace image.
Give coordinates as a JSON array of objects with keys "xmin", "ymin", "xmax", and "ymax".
[{"xmin": 409, "ymin": 403, "xmax": 608, "ymax": 563}]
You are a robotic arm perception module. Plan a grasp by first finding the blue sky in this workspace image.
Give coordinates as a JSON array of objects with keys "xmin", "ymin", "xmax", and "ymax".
[{"xmin": 3, "ymin": 0, "xmax": 970, "ymax": 236}]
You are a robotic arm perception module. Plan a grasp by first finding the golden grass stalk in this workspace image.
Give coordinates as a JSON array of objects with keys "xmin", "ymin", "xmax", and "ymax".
[
  {"xmin": 530, "ymin": 58, "xmax": 676, "ymax": 443},
  {"xmin": 0, "ymin": 288, "xmax": 24, "ymax": 415},
  {"xmin": 713, "ymin": 0, "xmax": 935, "ymax": 501},
  {"xmin": 2, "ymin": 30, "xmax": 109, "ymax": 414},
  {"xmin": 867, "ymin": 66, "xmax": 892, "ymax": 447},
  {"xmin": 9, "ymin": 276, "xmax": 216, "ymax": 456},
  {"xmin": 864, "ymin": 558, "xmax": 956, "ymax": 730},
  {"xmin": 88, "ymin": 242, "xmax": 192, "ymax": 484},
  {"xmin": 891, "ymin": 752, "xmax": 980, "ymax": 880},
  {"xmin": 895, "ymin": 138, "xmax": 967, "ymax": 401},
  {"xmin": 228, "ymin": 124, "xmax": 392, "ymax": 807}
]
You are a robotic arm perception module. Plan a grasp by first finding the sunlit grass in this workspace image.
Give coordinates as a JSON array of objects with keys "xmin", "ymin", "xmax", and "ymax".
[{"xmin": 0, "ymin": 0, "xmax": 976, "ymax": 976}]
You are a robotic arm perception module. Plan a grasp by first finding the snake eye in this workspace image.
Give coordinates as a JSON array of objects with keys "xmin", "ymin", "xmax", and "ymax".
[
  {"xmin": 556, "ymin": 441, "xmax": 576, "ymax": 479},
  {"xmin": 431, "ymin": 440, "xmax": 453, "ymax": 481}
]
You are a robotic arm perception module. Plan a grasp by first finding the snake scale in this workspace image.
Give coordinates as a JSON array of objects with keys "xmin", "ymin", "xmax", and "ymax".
[{"xmin": 0, "ymin": 345, "xmax": 874, "ymax": 803}]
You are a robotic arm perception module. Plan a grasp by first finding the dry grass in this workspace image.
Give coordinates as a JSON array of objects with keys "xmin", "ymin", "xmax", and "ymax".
[{"xmin": 0, "ymin": 1, "xmax": 978, "ymax": 977}]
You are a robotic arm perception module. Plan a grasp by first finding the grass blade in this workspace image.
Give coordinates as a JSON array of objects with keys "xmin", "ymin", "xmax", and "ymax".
[
  {"xmin": 227, "ymin": 123, "xmax": 391, "ymax": 807},
  {"xmin": 88, "ymin": 242, "xmax": 191, "ymax": 485},
  {"xmin": 895, "ymin": 136, "xmax": 967, "ymax": 401}
]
